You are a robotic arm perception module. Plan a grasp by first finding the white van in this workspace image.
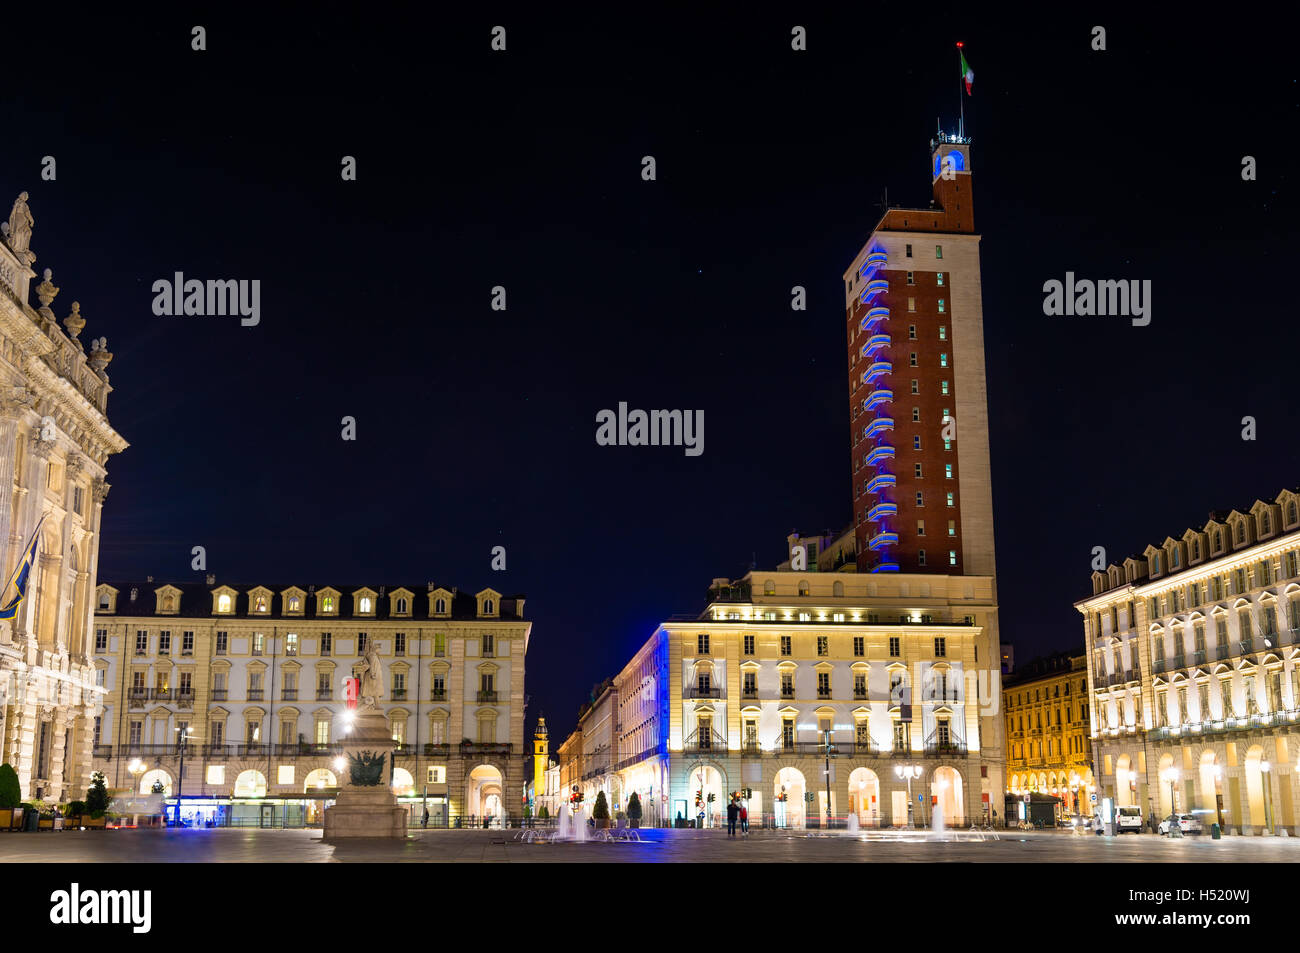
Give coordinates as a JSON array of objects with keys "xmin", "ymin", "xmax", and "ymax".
[{"xmin": 1116, "ymin": 805, "xmax": 1143, "ymax": 833}]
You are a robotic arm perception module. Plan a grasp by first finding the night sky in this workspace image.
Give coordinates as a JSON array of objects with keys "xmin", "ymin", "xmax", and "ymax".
[{"xmin": 4, "ymin": 9, "xmax": 1292, "ymax": 741}]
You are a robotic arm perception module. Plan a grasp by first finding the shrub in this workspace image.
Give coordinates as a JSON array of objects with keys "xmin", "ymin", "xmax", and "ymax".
[
  {"xmin": 86, "ymin": 772, "xmax": 110, "ymax": 818},
  {"xmin": 538, "ymin": 805, "xmax": 549, "ymax": 819},
  {"xmin": 592, "ymin": 791, "xmax": 610, "ymax": 820},
  {"xmin": 0, "ymin": 764, "xmax": 20, "ymax": 809},
  {"xmin": 68, "ymin": 800, "xmax": 87, "ymax": 817},
  {"xmin": 626, "ymin": 791, "xmax": 642, "ymax": 820}
]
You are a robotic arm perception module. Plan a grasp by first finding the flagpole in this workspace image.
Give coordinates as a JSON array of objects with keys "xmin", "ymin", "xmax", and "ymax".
[{"xmin": 957, "ymin": 42, "xmax": 965, "ymax": 139}]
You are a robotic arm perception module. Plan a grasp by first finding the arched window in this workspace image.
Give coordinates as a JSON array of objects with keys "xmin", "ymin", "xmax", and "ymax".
[
  {"xmin": 484, "ymin": 599, "xmax": 494, "ymax": 614},
  {"xmin": 435, "ymin": 598, "xmax": 447, "ymax": 614},
  {"xmin": 397, "ymin": 597, "xmax": 408, "ymax": 614},
  {"xmin": 359, "ymin": 597, "xmax": 372, "ymax": 613},
  {"xmin": 798, "ymin": 581, "xmax": 810, "ymax": 597},
  {"xmin": 764, "ymin": 580, "xmax": 776, "ymax": 596},
  {"xmin": 1213, "ymin": 530, "xmax": 1222, "ymax": 552},
  {"xmin": 833, "ymin": 581, "xmax": 844, "ymax": 597},
  {"xmin": 322, "ymin": 596, "xmax": 334, "ymax": 612},
  {"xmin": 255, "ymin": 596, "xmax": 266, "ymax": 612},
  {"xmin": 217, "ymin": 594, "xmax": 232, "ymax": 613},
  {"xmin": 289, "ymin": 596, "xmax": 300, "ymax": 611},
  {"xmin": 1236, "ymin": 522, "xmax": 1245, "ymax": 544}
]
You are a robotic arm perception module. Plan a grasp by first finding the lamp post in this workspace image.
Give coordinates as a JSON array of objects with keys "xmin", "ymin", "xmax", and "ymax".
[
  {"xmin": 895, "ymin": 763, "xmax": 922, "ymax": 829},
  {"xmin": 822, "ymin": 729, "xmax": 833, "ymax": 830},
  {"xmin": 1214, "ymin": 766, "xmax": 1225, "ymax": 832},
  {"xmin": 1161, "ymin": 767, "xmax": 1180, "ymax": 834},
  {"xmin": 174, "ymin": 725, "xmax": 194, "ymax": 826},
  {"xmin": 1261, "ymin": 760, "xmax": 1273, "ymax": 835},
  {"xmin": 127, "ymin": 759, "xmax": 146, "ymax": 828}
]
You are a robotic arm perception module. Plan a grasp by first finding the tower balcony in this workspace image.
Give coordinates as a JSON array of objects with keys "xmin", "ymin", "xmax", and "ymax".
[
  {"xmin": 863, "ymin": 417, "xmax": 894, "ymax": 439},
  {"xmin": 858, "ymin": 251, "xmax": 888, "ymax": 277},
  {"xmin": 864, "ymin": 388, "xmax": 893, "ymax": 411},
  {"xmin": 869, "ymin": 531, "xmax": 899, "ymax": 551},
  {"xmin": 864, "ymin": 445, "xmax": 895, "ymax": 467},
  {"xmin": 860, "ymin": 279, "xmax": 889, "ymax": 303},
  {"xmin": 860, "ymin": 307, "xmax": 890, "ymax": 332},
  {"xmin": 866, "ymin": 473, "xmax": 896, "ymax": 495},
  {"xmin": 871, "ymin": 560, "xmax": 900, "ymax": 573},
  {"xmin": 861, "ymin": 334, "xmax": 891, "ymax": 359},
  {"xmin": 867, "ymin": 501, "xmax": 898, "ymax": 522},
  {"xmin": 863, "ymin": 361, "xmax": 892, "ymax": 384}
]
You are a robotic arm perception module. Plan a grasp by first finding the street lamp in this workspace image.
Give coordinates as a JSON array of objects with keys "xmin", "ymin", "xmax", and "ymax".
[
  {"xmin": 895, "ymin": 764, "xmax": 922, "ymax": 829},
  {"xmin": 1213, "ymin": 766, "xmax": 1225, "ymax": 832},
  {"xmin": 174, "ymin": 725, "xmax": 194, "ymax": 826},
  {"xmin": 1261, "ymin": 760, "xmax": 1273, "ymax": 835},
  {"xmin": 1161, "ymin": 767, "xmax": 1180, "ymax": 833}
]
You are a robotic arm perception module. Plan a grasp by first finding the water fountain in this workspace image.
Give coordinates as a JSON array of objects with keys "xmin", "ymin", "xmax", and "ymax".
[
  {"xmin": 931, "ymin": 806, "xmax": 947, "ymax": 839},
  {"xmin": 846, "ymin": 813, "xmax": 860, "ymax": 833},
  {"xmin": 556, "ymin": 803, "xmax": 572, "ymax": 840}
]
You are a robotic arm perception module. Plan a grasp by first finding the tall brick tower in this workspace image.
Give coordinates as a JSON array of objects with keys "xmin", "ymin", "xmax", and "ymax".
[{"xmin": 844, "ymin": 134, "xmax": 996, "ymax": 577}]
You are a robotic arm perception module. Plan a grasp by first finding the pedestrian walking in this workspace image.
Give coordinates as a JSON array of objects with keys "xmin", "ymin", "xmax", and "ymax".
[
  {"xmin": 739, "ymin": 802, "xmax": 748, "ymax": 836},
  {"xmin": 726, "ymin": 797, "xmax": 739, "ymax": 837}
]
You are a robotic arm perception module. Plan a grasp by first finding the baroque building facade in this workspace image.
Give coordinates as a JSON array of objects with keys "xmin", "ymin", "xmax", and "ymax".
[
  {"xmin": 0, "ymin": 192, "xmax": 127, "ymax": 802},
  {"xmin": 561, "ymin": 560, "xmax": 1004, "ymax": 828},
  {"xmin": 1077, "ymin": 489, "xmax": 1300, "ymax": 834},
  {"xmin": 91, "ymin": 581, "xmax": 529, "ymax": 825},
  {"xmin": 1003, "ymin": 652, "xmax": 1094, "ymax": 815}
]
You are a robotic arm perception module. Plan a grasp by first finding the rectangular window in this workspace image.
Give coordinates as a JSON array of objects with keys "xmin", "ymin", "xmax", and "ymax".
[
  {"xmin": 947, "ymin": 520, "xmax": 956, "ymax": 537},
  {"xmin": 889, "ymin": 636, "xmax": 900, "ymax": 657},
  {"xmin": 320, "ymin": 632, "xmax": 332, "ymax": 656},
  {"xmin": 434, "ymin": 633, "xmax": 446, "ymax": 657},
  {"xmin": 92, "ymin": 716, "xmax": 102, "ymax": 747},
  {"xmin": 893, "ymin": 722, "xmax": 909, "ymax": 750},
  {"xmin": 854, "ymin": 674, "xmax": 867, "ymax": 699},
  {"xmin": 906, "ymin": 271, "xmax": 915, "ymax": 285},
  {"xmin": 916, "ymin": 491, "xmax": 924, "ymax": 506},
  {"xmin": 743, "ymin": 672, "xmax": 757, "ymax": 695},
  {"xmin": 318, "ymin": 672, "xmax": 331, "ymax": 698},
  {"xmin": 392, "ymin": 672, "xmax": 406, "ymax": 699},
  {"xmin": 95, "ymin": 628, "xmax": 107, "ymax": 652},
  {"xmin": 432, "ymin": 674, "xmax": 446, "ymax": 698},
  {"xmin": 945, "ymin": 464, "xmax": 953, "ymax": 479},
  {"xmin": 908, "ymin": 324, "xmax": 917, "ymax": 339},
  {"xmin": 937, "ymin": 299, "xmax": 945, "ymax": 313},
  {"xmin": 782, "ymin": 719, "xmax": 795, "ymax": 748},
  {"xmin": 917, "ymin": 520, "xmax": 926, "ymax": 536},
  {"xmin": 913, "ymin": 435, "xmax": 922, "ymax": 450},
  {"xmin": 780, "ymin": 673, "xmax": 794, "ymax": 697},
  {"xmin": 912, "ymin": 407, "xmax": 921, "ymax": 423},
  {"xmin": 853, "ymin": 636, "xmax": 864, "ymax": 657},
  {"xmin": 941, "ymin": 380, "xmax": 950, "ymax": 395},
  {"xmin": 905, "ymin": 243, "xmax": 913, "ymax": 258},
  {"xmin": 697, "ymin": 633, "xmax": 710, "ymax": 655},
  {"xmin": 936, "ymin": 272, "xmax": 944, "ymax": 286},
  {"xmin": 934, "ymin": 637, "xmax": 946, "ymax": 657},
  {"xmin": 252, "ymin": 632, "xmax": 264, "ymax": 656},
  {"xmin": 73, "ymin": 485, "xmax": 84, "ymax": 515},
  {"xmin": 817, "ymin": 671, "xmax": 831, "ymax": 697},
  {"xmin": 394, "ymin": 632, "xmax": 406, "ymax": 656},
  {"xmin": 946, "ymin": 491, "xmax": 955, "ymax": 507},
  {"xmin": 935, "ymin": 245, "xmax": 943, "ymax": 259},
  {"xmin": 907, "ymin": 297, "xmax": 916, "ymax": 312},
  {"xmin": 918, "ymin": 550, "xmax": 927, "ymax": 566},
  {"xmin": 939, "ymin": 325, "xmax": 947, "ymax": 340},
  {"xmin": 285, "ymin": 633, "xmax": 298, "ymax": 656},
  {"xmin": 427, "ymin": 766, "xmax": 446, "ymax": 784},
  {"xmin": 357, "ymin": 632, "xmax": 368, "ymax": 654},
  {"xmin": 179, "ymin": 672, "xmax": 193, "ymax": 696},
  {"xmin": 743, "ymin": 634, "xmax": 755, "ymax": 655},
  {"xmin": 817, "ymin": 636, "xmax": 829, "ymax": 656},
  {"xmin": 780, "ymin": 636, "xmax": 792, "ymax": 656},
  {"xmin": 135, "ymin": 630, "xmax": 148, "ymax": 655},
  {"xmin": 914, "ymin": 464, "xmax": 923, "ymax": 477},
  {"xmin": 481, "ymin": 634, "xmax": 494, "ymax": 658},
  {"xmin": 182, "ymin": 630, "xmax": 194, "ymax": 655},
  {"xmin": 129, "ymin": 721, "xmax": 142, "ymax": 746},
  {"xmin": 910, "ymin": 379, "xmax": 919, "ymax": 394},
  {"xmin": 949, "ymin": 550, "xmax": 957, "ymax": 566}
]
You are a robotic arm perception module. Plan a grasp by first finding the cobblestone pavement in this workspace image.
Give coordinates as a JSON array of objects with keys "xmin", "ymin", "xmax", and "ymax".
[{"xmin": 1, "ymin": 826, "xmax": 1298, "ymax": 862}]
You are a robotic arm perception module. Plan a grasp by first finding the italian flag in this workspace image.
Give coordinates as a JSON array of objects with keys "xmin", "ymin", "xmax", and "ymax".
[{"xmin": 959, "ymin": 46, "xmax": 974, "ymax": 95}]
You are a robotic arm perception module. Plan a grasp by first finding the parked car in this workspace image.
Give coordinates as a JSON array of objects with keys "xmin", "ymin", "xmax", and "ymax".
[
  {"xmin": 1157, "ymin": 813, "xmax": 1203, "ymax": 835},
  {"xmin": 1116, "ymin": 806, "xmax": 1144, "ymax": 833}
]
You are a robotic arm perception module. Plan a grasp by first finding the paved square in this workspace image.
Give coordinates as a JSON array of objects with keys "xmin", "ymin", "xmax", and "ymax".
[{"xmin": 1, "ymin": 827, "xmax": 1298, "ymax": 863}]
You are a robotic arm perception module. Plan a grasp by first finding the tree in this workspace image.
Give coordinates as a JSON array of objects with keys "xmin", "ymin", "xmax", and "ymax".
[
  {"xmin": 626, "ymin": 791, "xmax": 642, "ymax": 820},
  {"xmin": 538, "ymin": 804, "xmax": 549, "ymax": 820},
  {"xmin": 0, "ymin": 763, "xmax": 20, "ymax": 809},
  {"xmin": 592, "ymin": 790, "xmax": 610, "ymax": 820},
  {"xmin": 86, "ymin": 772, "xmax": 109, "ymax": 818}
]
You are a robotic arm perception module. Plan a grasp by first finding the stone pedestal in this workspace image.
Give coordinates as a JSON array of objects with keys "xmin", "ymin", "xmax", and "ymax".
[{"xmin": 323, "ymin": 708, "xmax": 407, "ymax": 840}]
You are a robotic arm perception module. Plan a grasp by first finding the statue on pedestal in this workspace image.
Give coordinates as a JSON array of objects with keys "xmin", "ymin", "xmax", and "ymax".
[{"xmin": 357, "ymin": 640, "xmax": 383, "ymax": 709}]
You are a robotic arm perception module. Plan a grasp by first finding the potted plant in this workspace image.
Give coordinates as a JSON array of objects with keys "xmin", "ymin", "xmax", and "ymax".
[
  {"xmin": 537, "ymin": 805, "xmax": 549, "ymax": 821},
  {"xmin": 84, "ymin": 772, "xmax": 109, "ymax": 829},
  {"xmin": 0, "ymin": 763, "xmax": 20, "ymax": 830},
  {"xmin": 592, "ymin": 791, "xmax": 611, "ymax": 829},
  {"xmin": 626, "ymin": 791, "xmax": 642, "ymax": 829}
]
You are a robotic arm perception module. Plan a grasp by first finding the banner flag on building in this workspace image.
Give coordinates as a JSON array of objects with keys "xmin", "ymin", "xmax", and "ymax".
[
  {"xmin": 0, "ymin": 512, "xmax": 48, "ymax": 621},
  {"xmin": 958, "ymin": 43, "xmax": 974, "ymax": 95}
]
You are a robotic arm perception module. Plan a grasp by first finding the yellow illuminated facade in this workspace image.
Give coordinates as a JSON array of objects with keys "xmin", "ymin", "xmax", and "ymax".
[
  {"xmin": 1077, "ymin": 489, "xmax": 1300, "ymax": 834},
  {"xmin": 1003, "ymin": 653, "xmax": 1094, "ymax": 814}
]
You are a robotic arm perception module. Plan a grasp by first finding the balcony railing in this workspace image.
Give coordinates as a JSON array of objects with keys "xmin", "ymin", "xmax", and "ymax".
[
  {"xmin": 246, "ymin": 689, "xmax": 264, "ymax": 701},
  {"xmin": 1239, "ymin": 638, "xmax": 1255, "ymax": 655},
  {"xmin": 211, "ymin": 689, "xmax": 228, "ymax": 701},
  {"xmin": 1152, "ymin": 659, "xmax": 1166, "ymax": 674},
  {"xmin": 741, "ymin": 689, "xmax": 758, "ymax": 700},
  {"xmin": 391, "ymin": 690, "xmax": 407, "ymax": 701},
  {"xmin": 1172, "ymin": 654, "xmax": 1185, "ymax": 670},
  {"xmin": 316, "ymin": 690, "xmax": 332, "ymax": 700},
  {"xmin": 683, "ymin": 728, "xmax": 729, "ymax": 753},
  {"xmin": 281, "ymin": 689, "xmax": 298, "ymax": 701},
  {"xmin": 476, "ymin": 691, "xmax": 498, "ymax": 703},
  {"xmin": 176, "ymin": 691, "xmax": 194, "ymax": 709},
  {"xmin": 430, "ymin": 690, "xmax": 447, "ymax": 701},
  {"xmin": 927, "ymin": 689, "xmax": 961, "ymax": 701},
  {"xmin": 424, "ymin": 743, "xmax": 450, "ymax": 757},
  {"xmin": 924, "ymin": 740, "xmax": 968, "ymax": 757},
  {"xmin": 458, "ymin": 742, "xmax": 513, "ymax": 756},
  {"xmin": 1216, "ymin": 644, "xmax": 1231, "ymax": 660},
  {"xmin": 92, "ymin": 745, "xmax": 112, "ymax": 759},
  {"xmin": 684, "ymin": 685, "xmax": 722, "ymax": 699}
]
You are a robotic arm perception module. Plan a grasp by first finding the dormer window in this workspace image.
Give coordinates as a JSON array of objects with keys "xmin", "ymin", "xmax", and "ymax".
[
  {"xmin": 360, "ymin": 597, "xmax": 372, "ymax": 613},
  {"xmin": 435, "ymin": 598, "xmax": 447, "ymax": 614},
  {"xmin": 255, "ymin": 596, "xmax": 267, "ymax": 612},
  {"xmin": 484, "ymin": 599, "xmax": 494, "ymax": 614},
  {"xmin": 322, "ymin": 597, "xmax": 334, "ymax": 613},
  {"xmin": 289, "ymin": 596, "xmax": 300, "ymax": 612},
  {"xmin": 1170, "ymin": 548, "xmax": 1180, "ymax": 569},
  {"xmin": 1151, "ymin": 553, "xmax": 1161, "ymax": 574},
  {"xmin": 1261, "ymin": 512, "xmax": 1272, "ymax": 535},
  {"xmin": 98, "ymin": 592, "xmax": 109, "ymax": 609},
  {"xmin": 1236, "ymin": 522, "xmax": 1246, "ymax": 544},
  {"xmin": 217, "ymin": 594, "xmax": 232, "ymax": 613},
  {"xmin": 397, "ymin": 597, "xmax": 408, "ymax": 614}
]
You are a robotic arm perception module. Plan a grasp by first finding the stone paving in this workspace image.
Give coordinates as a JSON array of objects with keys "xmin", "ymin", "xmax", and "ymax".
[{"xmin": 1, "ymin": 826, "xmax": 1298, "ymax": 862}]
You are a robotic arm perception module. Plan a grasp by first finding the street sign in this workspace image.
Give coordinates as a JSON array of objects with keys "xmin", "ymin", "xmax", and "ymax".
[{"xmin": 1090, "ymin": 793, "xmax": 1098, "ymax": 803}]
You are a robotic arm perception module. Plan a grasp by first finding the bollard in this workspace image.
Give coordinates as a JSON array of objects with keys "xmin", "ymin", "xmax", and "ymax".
[{"xmin": 1211, "ymin": 823, "xmax": 1221, "ymax": 840}]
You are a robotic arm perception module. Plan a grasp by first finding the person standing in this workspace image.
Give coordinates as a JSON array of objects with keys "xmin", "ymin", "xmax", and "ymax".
[
  {"xmin": 422, "ymin": 806, "xmax": 429, "ymax": 829},
  {"xmin": 739, "ymin": 802, "xmax": 749, "ymax": 836},
  {"xmin": 726, "ymin": 797, "xmax": 739, "ymax": 837}
]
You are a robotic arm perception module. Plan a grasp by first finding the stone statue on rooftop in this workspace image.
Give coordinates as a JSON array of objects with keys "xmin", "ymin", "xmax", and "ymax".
[{"xmin": 7, "ymin": 192, "xmax": 33, "ymax": 254}]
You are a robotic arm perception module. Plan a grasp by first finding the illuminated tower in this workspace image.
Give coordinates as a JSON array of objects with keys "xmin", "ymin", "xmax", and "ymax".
[
  {"xmin": 532, "ymin": 716, "xmax": 549, "ymax": 804},
  {"xmin": 844, "ymin": 134, "xmax": 995, "ymax": 576}
]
